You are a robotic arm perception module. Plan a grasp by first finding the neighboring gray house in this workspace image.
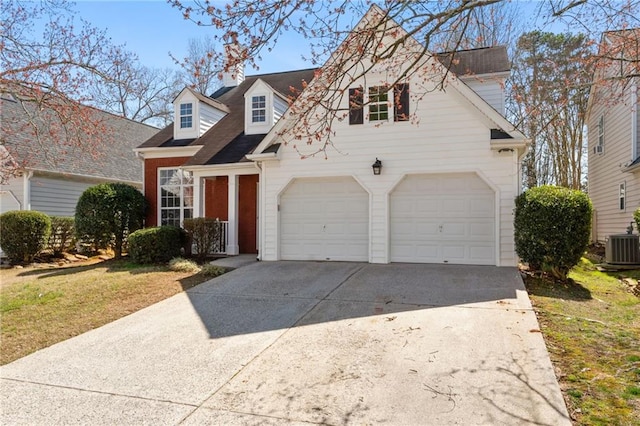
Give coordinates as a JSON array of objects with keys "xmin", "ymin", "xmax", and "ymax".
[
  {"xmin": 587, "ymin": 29, "xmax": 640, "ymax": 242},
  {"xmin": 0, "ymin": 95, "xmax": 157, "ymax": 217}
]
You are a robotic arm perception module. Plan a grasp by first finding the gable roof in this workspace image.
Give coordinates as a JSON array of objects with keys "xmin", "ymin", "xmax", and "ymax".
[
  {"xmin": 137, "ymin": 68, "xmax": 316, "ymax": 165},
  {"xmin": 1, "ymin": 96, "xmax": 157, "ymax": 182},
  {"xmin": 252, "ymin": 5, "xmax": 526, "ymax": 156}
]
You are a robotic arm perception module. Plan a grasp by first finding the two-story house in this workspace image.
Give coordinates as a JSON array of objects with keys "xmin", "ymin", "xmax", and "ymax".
[
  {"xmin": 587, "ymin": 29, "xmax": 640, "ymax": 241},
  {"xmin": 136, "ymin": 5, "xmax": 527, "ymax": 265}
]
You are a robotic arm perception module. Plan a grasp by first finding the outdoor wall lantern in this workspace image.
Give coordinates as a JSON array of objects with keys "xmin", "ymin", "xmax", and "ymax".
[{"xmin": 372, "ymin": 158, "xmax": 382, "ymax": 175}]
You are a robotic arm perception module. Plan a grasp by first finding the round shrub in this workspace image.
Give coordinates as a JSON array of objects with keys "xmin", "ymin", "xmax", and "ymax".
[
  {"xmin": 75, "ymin": 183, "xmax": 146, "ymax": 258},
  {"xmin": 128, "ymin": 226, "xmax": 187, "ymax": 264},
  {"xmin": 47, "ymin": 216, "xmax": 75, "ymax": 256},
  {"xmin": 514, "ymin": 185, "xmax": 592, "ymax": 279},
  {"xmin": 634, "ymin": 207, "xmax": 640, "ymax": 232},
  {"xmin": 0, "ymin": 210, "xmax": 51, "ymax": 264}
]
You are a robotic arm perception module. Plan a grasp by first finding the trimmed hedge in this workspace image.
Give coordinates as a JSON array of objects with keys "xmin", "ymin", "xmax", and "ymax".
[
  {"xmin": 47, "ymin": 216, "xmax": 75, "ymax": 256},
  {"xmin": 514, "ymin": 185, "xmax": 592, "ymax": 279},
  {"xmin": 128, "ymin": 226, "xmax": 187, "ymax": 264},
  {"xmin": 183, "ymin": 218, "xmax": 223, "ymax": 261},
  {"xmin": 75, "ymin": 183, "xmax": 146, "ymax": 258},
  {"xmin": 0, "ymin": 210, "xmax": 51, "ymax": 264}
]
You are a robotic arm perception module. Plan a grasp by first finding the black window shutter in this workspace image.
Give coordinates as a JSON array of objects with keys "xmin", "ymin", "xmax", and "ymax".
[
  {"xmin": 394, "ymin": 83, "xmax": 409, "ymax": 122},
  {"xmin": 349, "ymin": 87, "xmax": 363, "ymax": 125}
]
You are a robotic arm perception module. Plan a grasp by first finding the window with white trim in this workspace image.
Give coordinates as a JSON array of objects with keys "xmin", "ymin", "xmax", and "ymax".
[
  {"xmin": 159, "ymin": 168, "xmax": 193, "ymax": 227},
  {"xmin": 368, "ymin": 86, "xmax": 389, "ymax": 121},
  {"xmin": 251, "ymin": 95, "xmax": 266, "ymax": 123},
  {"xmin": 595, "ymin": 114, "xmax": 604, "ymax": 154},
  {"xmin": 180, "ymin": 103, "xmax": 193, "ymax": 129},
  {"xmin": 619, "ymin": 182, "xmax": 626, "ymax": 211}
]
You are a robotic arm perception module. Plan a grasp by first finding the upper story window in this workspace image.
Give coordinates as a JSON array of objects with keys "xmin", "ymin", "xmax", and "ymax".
[
  {"xmin": 180, "ymin": 103, "xmax": 193, "ymax": 129},
  {"xmin": 369, "ymin": 86, "xmax": 389, "ymax": 121},
  {"xmin": 349, "ymin": 84, "xmax": 410, "ymax": 125},
  {"xmin": 595, "ymin": 114, "xmax": 604, "ymax": 154},
  {"xmin": 252, "ymin": 95, "xmax": 266, "ymax": 123}
]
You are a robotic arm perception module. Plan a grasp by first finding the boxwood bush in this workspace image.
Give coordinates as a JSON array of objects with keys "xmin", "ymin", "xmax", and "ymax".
[
  {"xmin": 47, "ymin": 216, "xmax": 75, "ymax": 256},
  {"xmin": 128, "ymin": 226, "xmax": 187, "ymax": 264},
  {"xmin": 514, "ymin": 185, "xmax": 592, "ymax": 279},
  {"xmin": 0, "ymin": 210, "xmax": 51, "ymax": 264}
]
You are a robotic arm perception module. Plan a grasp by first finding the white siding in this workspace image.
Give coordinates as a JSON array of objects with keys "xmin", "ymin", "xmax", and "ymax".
[
  {"xmin": 462, "ymin": 77, "xmax": 506, "ymax": 114},
  {"xmin": 199, "ymin": 103, "xmax": 227, "ymax": 136},
  {"xmin": 274, "ymin": 95, "xmax": 288, "ymax": 124},
  {"xmin": 588, "ymin": 81, "xmax": 640, "ymax": 241},
  {"xmin": 0, "ymin": 177, "xmax": 24, "ymax": 214},
  {"xmin": 260, "ymin": 83, "xmax": 519, "ymax": 266}
]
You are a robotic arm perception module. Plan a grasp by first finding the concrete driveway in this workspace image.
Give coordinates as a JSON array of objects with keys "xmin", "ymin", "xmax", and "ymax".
[{"xmin": 1, "ymin": 262, "xmax": 570, "ymax": 425}]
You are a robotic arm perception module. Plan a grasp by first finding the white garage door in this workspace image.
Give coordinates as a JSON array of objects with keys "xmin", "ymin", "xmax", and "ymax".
[
  {"xmin": 280, "ymin": 177, "xmax": 369, "ymax": 261},
  {"xmin": 390, "ymin": 173, "xmax": 495, "ymax": 265}
]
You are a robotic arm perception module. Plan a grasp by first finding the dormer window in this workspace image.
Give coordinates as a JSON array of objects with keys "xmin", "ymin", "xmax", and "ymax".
[
  {"xmin": 180, "ymin": 103, "xmax": 193, "ymax": 129},
  {"xmin": 252, "ymin": 96, "xmax": 266, "ymax": 123}
]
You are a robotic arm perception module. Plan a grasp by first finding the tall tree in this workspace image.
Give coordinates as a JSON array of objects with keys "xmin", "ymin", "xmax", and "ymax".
[
  {"xmin": 509, "ymin": 31, "xmax": 593, "ymax": 189},
  {"xmin": 173, "ymin": 36, "xmax": 222, "ymax": 96},
  {"xmin": 168, "ymin": 0, "xmax": 640, "ymax": 155}
]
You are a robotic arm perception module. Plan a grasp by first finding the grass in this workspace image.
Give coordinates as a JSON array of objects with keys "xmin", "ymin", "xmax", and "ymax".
[
  {"xmin": 0, "ymin": 258, "xmax": 215, "ymax": 365},
  {"xmin": 524, "ymin": 258, "xmax": 640, "ymax": 425}
]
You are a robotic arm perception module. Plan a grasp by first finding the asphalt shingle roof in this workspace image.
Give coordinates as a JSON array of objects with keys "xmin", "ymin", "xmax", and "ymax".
[
  {"xmin": 436, "ymin": 46, "xmax": 510, "ymax": 76},
  {"xmin": 1, "ymin": 96, "xmax": 157, "ymax": 182}
]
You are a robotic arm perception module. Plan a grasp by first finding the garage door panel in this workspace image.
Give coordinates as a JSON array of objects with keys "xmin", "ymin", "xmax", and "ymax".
[
  {"xmin": 390, "ymin": 173, "xmax": 495, "ymax": 265},
  {"xmin": 280, "ymin": 177, "xmax": 368, "ymax": 262}
]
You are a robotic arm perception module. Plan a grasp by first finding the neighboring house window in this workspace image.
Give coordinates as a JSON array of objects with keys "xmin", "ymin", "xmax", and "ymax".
[
  {"xmin": 159, "ymin": 168, "xmax": 193, "ymax": 227},
  {"xmin": 595, "ymin": 114, "xmax": 604, "ymax": 154},
  {"xmin": 619, "ymin": 182, "xmax": 626, "ymax": 210},
  {"xmin": 368, "ymin": 86, "xmax": 389, "ymax": 121},
  {"xmin": 252, "ymin": 95, "xmax": 266, "ymax": 123},
  {"xmin": 180, "ymin": 103, "xmax": 193, "ymax": 129}
]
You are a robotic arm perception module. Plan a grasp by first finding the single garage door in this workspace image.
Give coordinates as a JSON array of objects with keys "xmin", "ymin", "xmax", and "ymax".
[
  {"xmin": 390, "ymin": 173, "xmax": 495, "ymax": 265},
  {"xmin": 280, "ymin": 176, "xmax": 369, "ymax": 261}
]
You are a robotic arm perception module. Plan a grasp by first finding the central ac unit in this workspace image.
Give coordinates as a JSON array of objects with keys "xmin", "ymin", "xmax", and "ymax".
[{"xmin": 606, "ymin": 234, "xmax": 640, "ymax": 264}]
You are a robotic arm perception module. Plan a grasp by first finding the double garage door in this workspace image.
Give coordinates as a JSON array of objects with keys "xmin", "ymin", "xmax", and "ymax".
[{"xmin": 279, "ymin": 173, "xmax": 495, "ymax": 265}]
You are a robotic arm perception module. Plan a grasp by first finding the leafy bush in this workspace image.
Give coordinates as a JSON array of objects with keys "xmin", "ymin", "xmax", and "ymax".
[
  {"xmin": 183, "ymin": 218, "xmax": 224, "ymax": 261},
  {"xmin": 514, "ymin": 185, "xmax": 592, "ymax": 279},
  {"xmin": 199, "ymin": 264, "xmax": 227, "ymax": 278},
  {"xmin": 47, "ymin": 217, "xmax": 75, "ymax": 256},
  {"xmin": 128, "ymin": 226, "xmax": 187, "ymax": 264},
  {"xmin": 75, "ymin": 183, "xmax": 146, "ymax": 258},
  {"xmin": 168, "ymin": 257, "xmax": 200, "ymax": 273},
  {"xmin": 634, "ymin": 208, "xmax": 640, "ymax": 233},
  {"xmin": 0, "ymin": 210, "xmax": 51, "ymax": 264}
]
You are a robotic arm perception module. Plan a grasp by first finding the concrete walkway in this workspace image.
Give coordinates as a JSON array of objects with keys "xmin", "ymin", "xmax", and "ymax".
[{"xmin": 0, "ymin": 262, "xmax": 570, "ymax": 425}]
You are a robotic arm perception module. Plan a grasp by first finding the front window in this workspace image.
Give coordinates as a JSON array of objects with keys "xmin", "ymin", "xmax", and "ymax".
[
  {"xmin": 252, "ymin": 95, "xmax": 266, "ymax": 123},
  {"xmin": 369, "ymin": 86, "xmax": 389, "ymax": 121},
  {"xmin": 180, "ymin": 103, "xmax": 193, "ymax": 129},
  {"xmin": 159, "ymin": 168, "xmax": 193, "ymax": 227}
]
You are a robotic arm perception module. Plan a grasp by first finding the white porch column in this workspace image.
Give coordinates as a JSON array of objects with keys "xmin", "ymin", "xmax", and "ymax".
[
  {"xmin": 226, "ymin": 173, "xmax": 240, "ymax": 255},
  {"xmin": 193, "ymin": 176, "xmax": 203, "ymax": 218}
]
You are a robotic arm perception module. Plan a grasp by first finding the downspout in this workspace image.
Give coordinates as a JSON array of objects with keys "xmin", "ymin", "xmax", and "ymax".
[
  {"xmin": 631, "ymin": 80, "xmax": 638, "ymax": 160},
  {"xmin": 23, "ymin": 170, "xmax": 33, "ymax": 210}
]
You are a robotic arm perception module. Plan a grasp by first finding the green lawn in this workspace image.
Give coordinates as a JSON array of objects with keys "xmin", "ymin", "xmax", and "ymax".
[
  {"xmin": 0, "ymin": 259, "xmax": 211, "ymax": 365},
  {"xmin": 524, "ymin": 259, "xmax": 640, "ymax": 425}
]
